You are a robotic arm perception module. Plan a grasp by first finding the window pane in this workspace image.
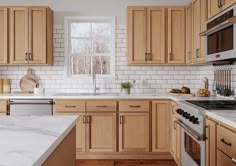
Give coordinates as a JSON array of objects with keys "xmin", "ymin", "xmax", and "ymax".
[
  {"xmin": 71, "ymin": 39, "xmax": 92, "ymax": 54},
  {"xmin": 93, "ymin": 56, "xmax": 101, "ymax": 74},
  {"xmin": 92, "ymin": 23, "xmax": 111, "ymax": 38},
  {"xmin": 71, "ymin": 23, "xmax": 91, "ymax": 38},
  {"xmin": 71, "ymin": 56, "xmax": 91, "ymax": 75},
  {"xmin": 101, "ymin": 56, "xmax": 110, "ymax": 74},
  {"xmin": 93, "ymin": 38, "xmax": 111, "ymax": 53}
]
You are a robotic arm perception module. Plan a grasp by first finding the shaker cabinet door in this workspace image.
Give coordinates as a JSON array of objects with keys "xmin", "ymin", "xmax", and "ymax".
[
  {"xmin": 9, "ymin": 8, "xmax": 29, "ymax": 64},
  {"xmin": 0, "ymin": 8, "xmax": 8, "ymax": 64}
]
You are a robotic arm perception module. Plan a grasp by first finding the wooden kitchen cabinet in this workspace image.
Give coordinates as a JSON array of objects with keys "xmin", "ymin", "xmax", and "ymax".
[
  {"xmin": 167, "ymin": 7, "xmax": 186, "ymax": 64},
  {"xmin": 9, "ymin": 7, "xmax": 53, "ymax": 65},
  {"xmin": 86, "ymin": 113, "xmax": 117, "ymax": 152},
  {"xmin": 206, "ymin": 118, "xmax": 216, "ymax": 166},
  {"xmin": 192, "ymin": 0, "xmax": 207, "ymax": 63},
  {"xmin": 119, "ymin": 113, "xmax": 150, "ymax": 152},
  {"xmin": 127, "ymin": 7, "xmax": 165, "ymax": 64},
  {"xmin": 0, "ymin": 8, "xmax": 8, "ymax": 64},
  {"xmin": 152, "ymin": 100, "xmax": 170, "ymax": 152},
  {"xmin": 0, "ymin": 100, "xmax": 8, "ymax": 115},
  {"xmin": 170, "ymin": 101, "xmax": 182, "ymax": 166},
  {"xmin": 208, "ymin": 0, "xmax": 236, "ymax": 19},
  {"xmin": 186, "ymin": 4, "xmax": 192, "ymax": 64}
]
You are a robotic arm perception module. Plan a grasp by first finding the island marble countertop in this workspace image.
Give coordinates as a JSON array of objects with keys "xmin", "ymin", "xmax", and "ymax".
[{"xmin": 0, "ymin": 115, "xmax": 79, "ymax": 166}]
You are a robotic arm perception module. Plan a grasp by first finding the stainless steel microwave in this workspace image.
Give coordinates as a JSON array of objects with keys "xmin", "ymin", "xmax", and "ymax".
[{"xmin": 205, "ymin": 4, "xmax": 236, "ymax": 62}]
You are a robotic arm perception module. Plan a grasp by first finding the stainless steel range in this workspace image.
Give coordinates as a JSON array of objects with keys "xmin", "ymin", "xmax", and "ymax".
[{"xmin": 177, "ymin": 100, "xmax": 236, "ymax": 166}]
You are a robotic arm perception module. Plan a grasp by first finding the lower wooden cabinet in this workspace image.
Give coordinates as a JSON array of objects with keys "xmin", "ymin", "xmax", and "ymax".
[
  {"xmin": 0, "ymin": 100, "xmax": 8, "ymax": 115},
  {"xmin": 217, "ymin": 149, "xmax": 235, "ymax": 166},
  {"xmin": 119, "ymin": 113, "xmax": 150, "ymax": 152},
  {"xmin": 86, "ymin": 113, "xmax": 117, "ymax": 152},
  {"xmin": 152, "ymin": 100, "xmax": 170, "ymax": 152},
  {"xmin": 206, "ymin": 118, "xmax": 216, "ymax": 166},
  {"xmin": 170, "ymin": 101, "xmax": 181, "ymax": 166}
]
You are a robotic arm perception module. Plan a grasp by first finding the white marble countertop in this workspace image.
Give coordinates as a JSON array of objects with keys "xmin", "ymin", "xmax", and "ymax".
[
  {"xmin": 0, "ymin": 115, "xmax": 79, "ymax": 166},
  {"xmin": 0, "ymin": 92, "xmax": 236, "ymax": 129}
]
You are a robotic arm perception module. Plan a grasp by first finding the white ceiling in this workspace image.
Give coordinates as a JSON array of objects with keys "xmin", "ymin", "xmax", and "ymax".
[{"xmin": 0, "ymin": 0, "xmax": 192, "ymax": 24}]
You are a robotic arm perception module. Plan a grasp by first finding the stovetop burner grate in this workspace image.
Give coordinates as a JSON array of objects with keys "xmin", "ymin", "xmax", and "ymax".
[{"xmin": 186, "ymin": 100, "xmax": 236, "ymax": 110}]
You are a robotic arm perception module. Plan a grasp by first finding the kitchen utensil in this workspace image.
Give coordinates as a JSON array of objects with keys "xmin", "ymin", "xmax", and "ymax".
[{"xmin": 20, "ymin": 68, "xmax": 39, "ymax": 93}]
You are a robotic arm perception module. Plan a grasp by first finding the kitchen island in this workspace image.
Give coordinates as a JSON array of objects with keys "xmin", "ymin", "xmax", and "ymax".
[{"xmin": 0, "ymin": 115, "xmax": 79, "ymax": 166}]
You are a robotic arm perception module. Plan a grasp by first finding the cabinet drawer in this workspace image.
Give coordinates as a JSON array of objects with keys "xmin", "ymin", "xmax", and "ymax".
[
  {"xmin": 53, "ymin": 99, "xmax": 86, "ymax": 113},
  {"xmin": 86, "ymin": 100, "xmax": 117, "ymax": 112},
  {"xmin": 217, "ymin": 149, "xmax": 235, "ymax": 166},
  {"xmin": 0, "ymin": 100, "xmax": 8, "ymax": 113},
  {"xmin": 119, "ymin": 100, "xmax": 150, "ymax": 112},
  {"xmin": 217, "ymin": 125, "xmax": 236, "ymax": 158}
]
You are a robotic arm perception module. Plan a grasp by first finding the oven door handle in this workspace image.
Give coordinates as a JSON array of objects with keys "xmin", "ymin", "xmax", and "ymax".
[{"xmin": 175, "ymin": 120, "xmax": 206, "ymax": 141}]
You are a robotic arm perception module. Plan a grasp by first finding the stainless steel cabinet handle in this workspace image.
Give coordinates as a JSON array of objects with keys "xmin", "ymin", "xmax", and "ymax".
[
  {"xmin": 25, "ymin": 53, "xmax": 28, "ymax": 61},
  {"xmin": 169, "ymin": 53, "xmax": 172, "ymax": 61},
  {"xmin": 220, "ymin": 138, "xmax": 232, "ymax": 146},
  {"xmin": 205, "ymin": 126, "xmax": 209, "ymax": 140},
  {"xmin": 83, "ymin": 115, "xmax": 86, "ymax": 124},
  {"xmin": 188, "ymin": 51, "xmax": 191, "ymax": 61},
  {"xmin": 217, "ymin": 0, "xmax": 221, "ymax": 8},
  {"xmin": 232, "ymin": 158, "xmax": 236, "ymax": 164},
  {"xmin": 174, "ymin": 120, "xmax": 176, "ymax": 130},
  {"xmin": 28, "ymin": 53, "xmax": 32, "ymax": 61},
  {"xmin": 96, "ymin": 105, "xmax": 107, "ymax": 108},
  {"xmin": 172, "ymin": 105, "xmax": 175, "ymax": 114},
  {"xmin": 145, "ymin": 53, "xmax": 148, "ymax": 61},
  {"xmin": 119, "ymin": 116, "xmax": 123, "ymax": 124},
  {"xmin": 196, "ymin": 49, "xmax": 200, "ymax": 58},
  {"xmin": 130, "ymin": 105, "xmax": 141, "ymax": 108},
  {"xmin": 65, "ymin": 105, "xmax": 76, "ymax": 108},
  {"xmin": 87, "ymin": 115, "xmax": 91, "ymax": 124}
]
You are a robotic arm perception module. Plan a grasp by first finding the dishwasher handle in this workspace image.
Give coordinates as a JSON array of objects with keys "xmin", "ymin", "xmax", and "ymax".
[{"xmin": 9, "ymin": 100, "xmax": 53, "ymax": 105}]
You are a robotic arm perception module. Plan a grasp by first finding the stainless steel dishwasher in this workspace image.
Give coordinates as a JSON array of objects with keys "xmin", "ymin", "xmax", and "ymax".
[{"xmin": 9, "ymin": 99, "xmax": 53, "ymax": 116}]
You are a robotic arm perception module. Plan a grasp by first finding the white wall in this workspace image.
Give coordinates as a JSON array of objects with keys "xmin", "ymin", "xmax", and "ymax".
[{"xmin": 0, "ymin": 0, "xmax": 191, "ymax": 24}]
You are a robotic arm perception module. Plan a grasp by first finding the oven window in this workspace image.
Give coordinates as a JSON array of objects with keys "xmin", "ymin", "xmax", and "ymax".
[{"xmin": 184, "ymin": 132, "xmax": 201, "ymax": 165}]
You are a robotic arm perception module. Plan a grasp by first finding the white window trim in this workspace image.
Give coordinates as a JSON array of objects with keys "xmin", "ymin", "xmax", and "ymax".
[{"xmin": 64, "ymin": 16, "xmax": 116, "ymax": 79}]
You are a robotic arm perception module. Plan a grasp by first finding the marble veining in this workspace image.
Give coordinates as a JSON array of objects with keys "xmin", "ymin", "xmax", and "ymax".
[{"xmin": 0, "ymin": 116, "xmax": 79, "ymax": 166}]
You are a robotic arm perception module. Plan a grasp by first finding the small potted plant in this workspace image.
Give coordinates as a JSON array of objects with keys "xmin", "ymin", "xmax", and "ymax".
[{"xmin": 120, "ymin": 81, "xmax": 133, "ymax": 95}]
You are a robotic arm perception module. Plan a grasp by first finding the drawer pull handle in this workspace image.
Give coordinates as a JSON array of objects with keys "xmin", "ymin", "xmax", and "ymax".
[
  {"xmin": 221, "ymin": 138, "xmax": 232, "ymax": 146},
  {"xmin": 232, "ymin": 158, "xmax": 236, "ymax": 164},
  {"xmin": 96, "ymin": 105, "xmax": 107, "ymax": 108},
  {"xmin": 130, "ymin": 105, "xmax": 141, "ymax": 108},
  {"xmin": 65, "ymin": 105, "xmax": 76, "ymax": 108}
]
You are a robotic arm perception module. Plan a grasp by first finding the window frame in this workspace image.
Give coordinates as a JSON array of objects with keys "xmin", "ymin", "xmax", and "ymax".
[{"xmin": 64, "ymin": 16, "xmax": 116, "ymax": 79}]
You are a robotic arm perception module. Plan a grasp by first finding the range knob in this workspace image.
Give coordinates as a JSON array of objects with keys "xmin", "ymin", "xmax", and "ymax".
[
  {"xmin": 185, "ymin": 113, "xmax": 191, "ymax": 119},
  {"xmin": 176, "ymin": 109, "xmax": 184, "ymax": 115},
  {"xmin": 189, "ymin": 116, "xmax": 195, "ymax": 122},
  {"xmin": 193, "ymin": 118, "xmax": 200, "ymax": 124},
  {"xmin": 183, "ymin": 112, "xmax": 188, "ymax": 118}
]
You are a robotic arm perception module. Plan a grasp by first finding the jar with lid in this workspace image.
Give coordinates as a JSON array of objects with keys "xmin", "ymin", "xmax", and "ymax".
[{"xmin": 3, "ymin": 79, "xmax": 10, "ymax": 93}]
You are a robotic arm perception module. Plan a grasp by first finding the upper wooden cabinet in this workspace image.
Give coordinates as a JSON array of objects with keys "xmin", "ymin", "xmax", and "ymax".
[
  {"xmin": 7, "ymin": 7, "xmax": 53, "ymax": 65},
  {"xmin": 127, "ymin": 6, "xmax": 186, "ymax": 65},
  {"xmin": 0, "ymin": 8, "xmax": 8, "ymax": 64},
  {"xmin": 127, "ymin": 7, "xmax": 165, "ymax": 64},
  {"xmin": 192, "ymin": 0, "xmax": 207, "ymax": 63},
  {"xmin": 186, "ymin": 5, "xmax": 192, "ymax": 64},
  {"xmin": 208, "ymin": 0, "xmax": 236, "ymax": 19},
  {"xmin": 167, "ymin": 7, "xmax": 186, "ymax": 64}
]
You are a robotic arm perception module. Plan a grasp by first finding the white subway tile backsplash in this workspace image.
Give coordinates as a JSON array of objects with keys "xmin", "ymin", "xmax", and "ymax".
[{"xmin": 0, "ymin": 24, "xmax": 228, "ymax": 94}]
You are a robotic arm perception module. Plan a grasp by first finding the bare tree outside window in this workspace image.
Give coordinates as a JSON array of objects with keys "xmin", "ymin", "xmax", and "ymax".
[{"xmin": 65, "ymin": 17, "xmax": 115, "ymax": 77}]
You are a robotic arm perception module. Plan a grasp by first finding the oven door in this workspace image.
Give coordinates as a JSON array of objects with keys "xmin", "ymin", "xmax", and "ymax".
[{"xmin": 176, "ymin": 120, "xmax": 205, "ymax": 166}]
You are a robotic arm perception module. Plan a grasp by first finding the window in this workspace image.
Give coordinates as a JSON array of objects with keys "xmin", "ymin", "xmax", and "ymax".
[{"xmin": 65, "ymin": 17, "xmax": 115, "ymax": 78}]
